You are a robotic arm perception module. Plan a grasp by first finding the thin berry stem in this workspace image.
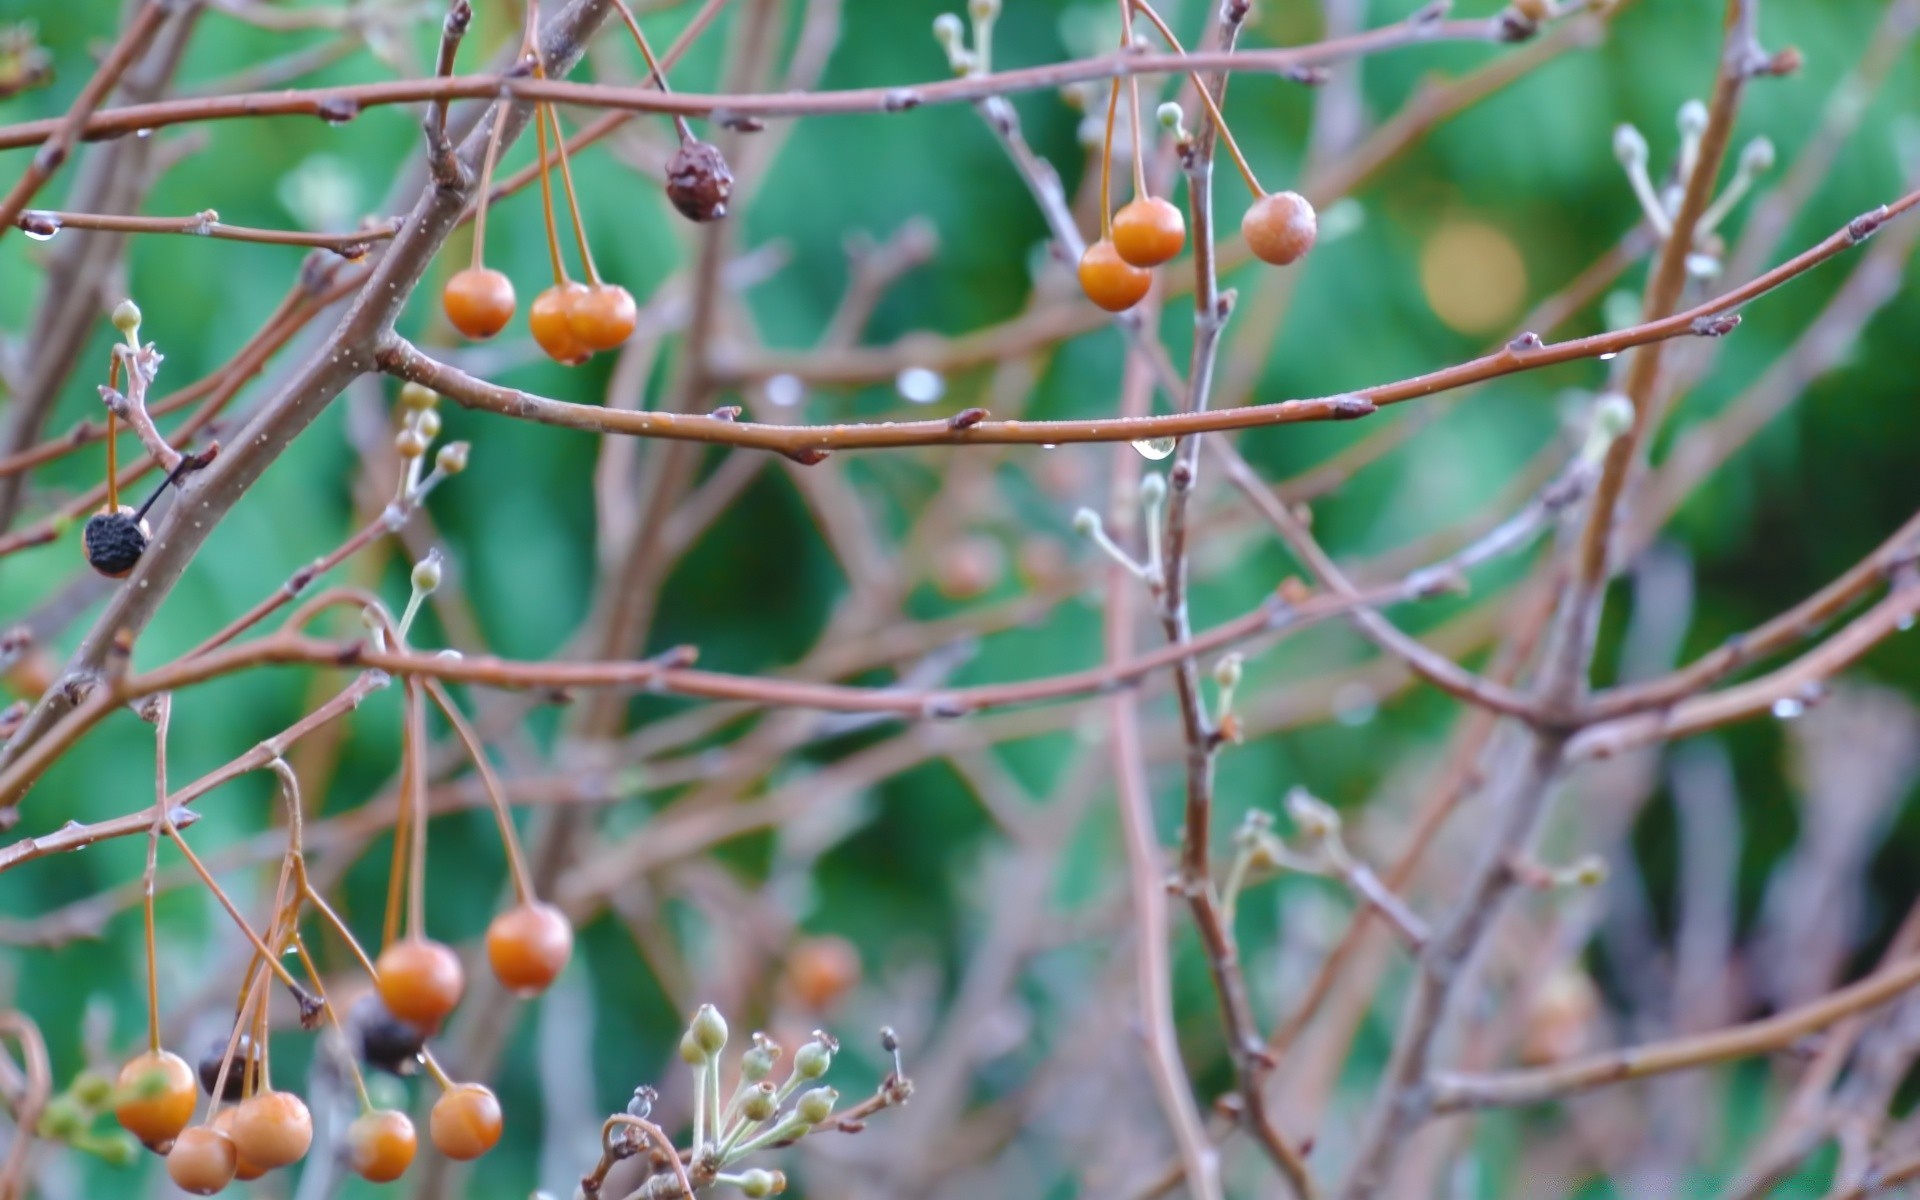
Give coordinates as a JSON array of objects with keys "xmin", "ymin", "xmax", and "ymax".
[
  {"xmin": 205, "ymin": 969, "xmax": 268, "ymax": 1123},
  {"xmin": 1099, "ymin": 75, "xmax": 1120, "ymax": 241},
  {"xmin": 162, "ymin": 814, "xmax": 307, "ymax": 993},
  {"xmin": 532, "ymin": 100, "xmax": 571, "ymax": 286},
  {"xmin": 141, "ymin": 696, "xmax": 169, "ymax": 1054},
  {"xmin": 608, "ymin": 0, "xmax": 695, "ymax": 144},
  {"xmin": 542, "ymin": 98, "xmax": 601, "ymax": 286},
  {"xmin": 1130, "ymin": 0, "xmax": 1263, "ymax": 199},
  {"xmin": 468, "ymin": 95, "xmax": 511, "ymax": 273},
  {"xmin": 426, "ymin": 680, "xmax": 534, "ymax": 906},
  {"xmin": 419, "ymin": 1047, "xmax": 456, "ymax": 1091},
  {"xmin": 291, "ymin": 936, "xmax": 373, "ymax": 1112},
  {"xmin": 403, "ymin": 676, "xmax": 429, "ymax": 939},
  {"xmin": 300, "ymin": 874, "xmax": 381, "ymax": 981},
  {"xmin": 1117, "ymin": 0, "xmax": 1146, "ymax": 200}
]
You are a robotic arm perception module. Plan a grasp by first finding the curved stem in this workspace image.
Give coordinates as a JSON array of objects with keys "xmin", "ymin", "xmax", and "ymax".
[
  {"xmin": 1099, "ymin": 76, "xmax": 1120, "ymax": 240},
  {"xmin": 425, "ymin": 680, "xmax": 534, "ymax": 905},
  {"xmin": 1130, "ymin": 0, "xmax": 1263, "ymax": 198}
]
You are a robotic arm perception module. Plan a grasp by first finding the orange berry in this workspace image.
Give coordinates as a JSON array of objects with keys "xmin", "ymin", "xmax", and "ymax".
[
  {"xmin": 1242, "ymin": 190, "xmax": 1317, "ymax": 266},
  {"xmin": 229, "ymin": 1090, "xmax": 312, "ymax": 1169},
  {"xmin": 486, "ymin": 902, "xmax": 574, "ymax": 994},
  {"xmin": 429, "ymin": 1083, "xmax": 502, "ymax": 1161},
  {"xmin": 374, "ymin": 937, "xmax": 465, "ymax": 1029},
  {"xmin": 1111, "ymin": 197, "xmax": 1187, "ymax": 267},
  {"xmin": 166, "ymin": 1126, "xmax": 238, "ymax": 1195},
  {"xmin": 530, "ymin": 283, "xmax": 592, "ymax": 365},
  {"xmin": 1078, "ymin": 240, "xmax": 1153, "ymax": 312},
  {"xmin": 347, "ymin": 1108, "xmax": 418, "ymax": 1182},
  {"xmin": 566, "ymin": 283, "xmax": 638, "ymax": 353},
  {"xmin": 113, "ymin": 1050, "xmax": 198, "ymax": 1149},
  {"xmin": 209, "ymin": 1109, "xmax": 268, "ymax": 1181},
  {"xmin": 442, "ymin": 267, "xmax": 516, "ymax": 340},
  {"xmin": 783, "ymin": 935, "xmax": 862, "ymax": 1011}
]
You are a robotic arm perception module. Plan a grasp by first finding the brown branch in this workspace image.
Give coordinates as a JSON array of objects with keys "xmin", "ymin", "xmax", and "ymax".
[
  {"xmin": 0, "ymin": 0, "xmax": 173, "ymax": 238},
  {"xmin": 13, "ymin": 208, "xmax": 400, "ymax": 254},
  {"xmin": 0, "ymin": 19, "xmax": 1529, "ymax": 152}
]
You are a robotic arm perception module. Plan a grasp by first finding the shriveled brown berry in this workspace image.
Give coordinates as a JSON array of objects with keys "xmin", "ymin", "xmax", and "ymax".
[
  {"xmin": 566, "ymin": 283, "xmax": 638, "ymax": 353},
  {"xmin": 486, "ymin": 902, "xmax": 574, "ymax": 994},
  {"xmin": 210, "ymin": 1109, "xmax": 268, "ymax": 1181},
  {"xmin": 429, "ymin": 1083, "xmax": 502, "ymax": 1161},
  {"xmin": 1077, "ymin": 240, "xmax": 1153, "ymax": 312},
  {"xmin": 1242, "ymin": 190, "xmax": 1317, "ymax": 266},
  {"xmin": 347, "ymin": 1108, "xmax": 417, "ymax": 1182},
  {"xmin": 113, "ymin": 1050, "xmax": 197, "ymax": 1149},
  {"xmin": 1111, "ymin": 197, "xmax": 1187, "ymax": 267},
  {"xmin": 783, "ymin": 935, "xmax": 862, "ymax": 1011},
  {"xmin": 374, "ymin": 937, "xmax": 465, "ymax": 1029},
  {"xmin": 664, "ymin": 139, "xmax": 734, "ymax": 222},
  {"xmin": 166, "ymin": 1126, "xmax": 238, "ymax": 1195},
  {"xmin": 442, "ymin": 267, "xmax": 517, "ymax": 340},
  {"xmin": 530, "ymin": 284, "xmax": 592, "ymax": 366},
  {"xmin": 229, "ymin": 1090, "xmax": 312, "ymax": 1169}
]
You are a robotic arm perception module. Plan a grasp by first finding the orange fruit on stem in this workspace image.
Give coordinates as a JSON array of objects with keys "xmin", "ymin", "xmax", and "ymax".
[
  {"xmin": 530, "ymin": 283, "xmax": 592, "ymax": 365},
  {"xmin": 784, "ymin": 935, "xmax": 862, "ymax": 1011},
  {"xmin": 1242, "ymin": 191, "xmax": 1317, "ymax": 266},
  {"xmin": 1111, "ymin": 197, "xmax": 1187, "ymax": 267},
  {"xmin": 486, "ymin": 902, "xmax": 574, "ymax": 994},
  {"xmin": 443, "ymin": 267, "xmax": 516, "ymax": 340},
  {"xmin": 229, "ymin": 1090, "xmax": 312, "ymax": 1169},
  {"xmin": 348, "ymin": 1108, "xmax": 418, "ymax": 1182},
  {"xmin": 166, "ymin": 1126, "xmax": 238, "ymax": 1195},
  {"xmin": 374, "ymin": 937, "xmax": 465, "ymax": 1029},
  {"xmin": 567, "ymin": 283, "xmax": 638, "ymax": 353},
  {"xmin": 429, "ymin": 1083, "xmax": 502, "ymax": 1161},
  {"xmin": 113, "ymin": 1050, "xmax": 198, "ymax": 1149},
  {"xmin": 1077, "ymin": 240, "xmax": 1153, "ymax": 312},
  {"xmin": 210, "ymin": 1109, "xmax": 268, "ymax": 1181}
]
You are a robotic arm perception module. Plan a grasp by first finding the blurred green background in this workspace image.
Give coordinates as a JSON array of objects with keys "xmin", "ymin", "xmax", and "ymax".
[{"xmin": 2, "ymin": 0, "xmax": 1919, "ymax": 1196}]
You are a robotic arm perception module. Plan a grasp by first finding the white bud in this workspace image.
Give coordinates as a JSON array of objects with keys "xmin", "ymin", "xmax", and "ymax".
[
  {"xmin": 111, "ymin": 299, "xmax": 142, "ymax": 336},
  {"xmin": 932, "ymin": 12, "xmax": 964, "ymax": 46},
  {"xmin": 1071, "ymin": 508, "xmax": 1100, "ymax": 537},
  {"xmin": 1612, "ymin": 124, "xmax": 1647, "ymax": 167},
  {"xmin": 967, "ymin": 0, "xmax": 999, "ymax": 21},
  {"xmin": 1139, "ymin": 473, "xmax": 1166, "ymax": 505},
  {"xmin": 1677, "ymin": 99, "xmax": 1708, "ymax": 138},
  {"xmin": 411, "ymin": 551, "xmax": 442, "ymax": 595},
  {"xmin": 1740, "ymin": 136, "xmax": 1775, "ymax": 174},
  {"xmin": 1591, "ymin": 392, "xmax": 1634, "ymax": 440}
]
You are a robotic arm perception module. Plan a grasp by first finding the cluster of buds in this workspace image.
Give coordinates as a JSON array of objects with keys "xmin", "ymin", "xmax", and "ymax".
[
  {"xmin": 1614, "ymin": 99, "xmax": 1775, "ymax": 279},
  {"xmin": 390, "ymin": 382, "xmax": 469, "ymax": 512},
  {"xmin": 932, "ymin": 0, "xmax": 999, "ymax": 76},
  {"xmin": 680, "ymin": 1007, "xmax": 839, "ymax": 1189}
]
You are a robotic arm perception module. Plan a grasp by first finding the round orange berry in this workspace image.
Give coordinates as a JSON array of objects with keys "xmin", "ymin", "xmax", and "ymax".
[
  {"xmin": 348, "ymin": 1108, "xmax": 418, "ymax": 1182},
  {"xmin": 374, "ymin": 937, "xmax": 465, "ymax": 1029},
  {"xmin": 567, "ymin": 283, "xmax": 639, "ymax": 353},
  {"xmin": 1077, "ymin": 240, "xmax": 1153, "ymax": 312},
  {"xmin": 1111, "ymin": 197, "xmax": 1187, "ymax": 267},
  {"xmin": 1242, "ymin": 191, "xmax": 1317, "ymax": 266},
  {"xmin": 442, "ymin": 267, "xmax": 516, "ymax": 340},
  {"xmin": 530, "ymin": 283, "xmax": 592, "ymax": 365},
  {"xmin": 165, "ymin": 1125, "xmax": 238, "ymax": 1195},
  {"xmin": 486, "ymin": 902, "xmax": 574, "ymax": 995},
  {"xmin": 429, "ymin": 1083, "xmax": 502, "ymax": 1161},
  {"xmin": 113, "ymin": 1050, "xmax": 198, "ymax": 1149},
  {"xmin": 228, "ymin": 1089, "xmax": 312, "ymax": 1169}
]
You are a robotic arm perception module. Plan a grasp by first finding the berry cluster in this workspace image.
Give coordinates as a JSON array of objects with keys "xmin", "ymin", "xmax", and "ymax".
[
  {"xmin": 442, "ymin": 1, "xmax": 730, "ymax": 365},
  {"xmin": 1065, "ymin": 0, "xmax": 1319, "ymax": 313},
  {"xmin": 102, "ymin": 501, "xmax": 576, "ymax": 1192}
]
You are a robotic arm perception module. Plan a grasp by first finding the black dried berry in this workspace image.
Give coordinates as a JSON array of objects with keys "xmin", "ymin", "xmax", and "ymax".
[
  {"xmin": 350, "ymin": 992, "xmax": 428, "ymax": 1075},
  {"xmin": 664, "ymin": 140, "xmax": 733, "ymax": 223},
  {"xmin": 196, "ymin": 1033, "xmax": 257, "ymax": 1100},
  {"xmin": 82, "ymin": 509, "xmax": 148, "ymax": 578}
]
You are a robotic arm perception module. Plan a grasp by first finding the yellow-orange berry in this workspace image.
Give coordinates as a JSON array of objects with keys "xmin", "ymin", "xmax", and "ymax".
[
  {"xmin": 1111, "ymin": 197, "xmax": 1187, "ymax": 267},
  {"xmin": 442, "ymin": 268, "xmax": 516, "ymax": 340},
  {"xmin": 210, "ymin": 1109, "xmax": 268, "ymax": 1181},
  {"xmin": 530, "ymin": 283, "xmax": 592, "ymax": 365},
  {"xmin": 166, "ymin": 1126, "xmax": 238, "ymax": 1195},
  {"xmin": 347, "ymin": 1108, "xmax": 418, "ymax": 1182},
  {"xmin": 1077, "ymin": 240, "xmax": 1153, "ymax": 312},
  {"xmin": 486, "ymin": 902, "xmax": 574, "ymax": 994},
  {"xmin": 1242, "ymin": 191, "xmax": 1317, "ymax": 266},
  {"xmin": 567, "ymin": 283, "xmax": 639, "ymax": 353},
  {"xmin": 429, "ymin": 1083, "xmax": 502, "ymax": 1161},
  {"xmin": 228, "ymin": 1090, "xmax": 311, "ymax": 1169},
  {"xmin": 783, "ymin": 935, "xmax": 862, "ymax": 1011},
  {"xmin": 374, "ymin": 937, "xmax": 465, "ymax": 1029},
  {"xmin": 112, "ymin": 1050, "xmax": 197, "ymax": 1149}
]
